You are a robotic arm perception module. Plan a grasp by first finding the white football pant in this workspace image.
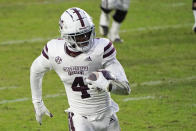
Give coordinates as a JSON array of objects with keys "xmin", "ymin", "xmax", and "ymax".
[
  {"xmin": 101, "ymin": 0, "xmax": 130, "ymax": 11},
  {"xmin": 108, "ymin": 20, "xmax": 121, "ymax": 41},
  {"xmin": 68, "ymin": 112, "xmax": 121, "ymax": 131}
]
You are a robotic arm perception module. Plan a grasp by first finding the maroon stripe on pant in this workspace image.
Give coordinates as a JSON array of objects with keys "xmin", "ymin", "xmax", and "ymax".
[
  {"xmin": 103, "ymin": 47, "xmax": 115, "ymax": 58},
  {"xmin": 68, "ymin": 112, "xmax": 75, "ymax": 131}
]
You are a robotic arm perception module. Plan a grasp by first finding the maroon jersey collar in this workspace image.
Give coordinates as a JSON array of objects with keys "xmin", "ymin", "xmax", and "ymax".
[{"xmin": 64, "ymin": 45, "xmax": 82, "ymax": 57}]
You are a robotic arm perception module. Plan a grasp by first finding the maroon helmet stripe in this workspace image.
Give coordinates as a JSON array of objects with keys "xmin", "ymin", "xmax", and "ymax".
[
  {"xmin": 104, "ymin": 42, "xmax": 112, "ymax": 52},
  {"xmin": 103, "ymin": 48, "xmax": 115, "ymax": 58},
  {"xmin": 72, "ymin": 8, "xmax": 85, "ymax": 27},
  {"xmin": 42, "ymin": 50, "xmax": 49, "ymax": 59},
  {"xmin": 45, "ymin": 44, "xmax": 48, "ymax": 52}
]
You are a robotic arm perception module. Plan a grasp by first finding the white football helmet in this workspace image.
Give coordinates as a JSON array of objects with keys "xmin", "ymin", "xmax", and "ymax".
[{"xmin": 59, "ymin": 7, "xmax": 95, "ymax": 52}]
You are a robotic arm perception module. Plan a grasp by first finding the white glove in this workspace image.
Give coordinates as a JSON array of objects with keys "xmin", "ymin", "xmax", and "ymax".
[
  {"xmin": 86, "ymin": 72, "xmax": 110, "ymax": 92},
  {"xmin": 33, "ymin": 100, "xmax": 53, "ymax": 125}
]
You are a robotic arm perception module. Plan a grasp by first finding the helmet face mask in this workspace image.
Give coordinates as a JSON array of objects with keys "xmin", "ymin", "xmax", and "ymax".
[{"xmin": 59, "ymin": 7, "xmax": 95, "ymax": 52}]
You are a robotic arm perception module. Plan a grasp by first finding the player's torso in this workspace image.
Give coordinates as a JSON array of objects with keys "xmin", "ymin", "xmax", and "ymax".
[
  {"xmin": 47, "ymin": 38, "xmax": 113, "ymax": 115},
  {"xmin": 48, "ymin": 39, "xmax": 103, "ymax": 83}
]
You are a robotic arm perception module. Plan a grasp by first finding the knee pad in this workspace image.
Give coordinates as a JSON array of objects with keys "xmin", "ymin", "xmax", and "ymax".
[
  {"xmin": 100, "ymin": 6, "xmax": 112, "ymax": 14},
  {"xmin": 113, "ymin": 10, "xmax": 128, "ymax": 23}
]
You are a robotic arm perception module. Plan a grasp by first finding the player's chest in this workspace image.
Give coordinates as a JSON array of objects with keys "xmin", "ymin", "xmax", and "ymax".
[{"xmin": 50, "ymin": 52, "xmax": 102, "ymax": 77}]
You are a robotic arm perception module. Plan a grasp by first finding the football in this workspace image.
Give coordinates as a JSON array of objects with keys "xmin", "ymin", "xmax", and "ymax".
[
  {"xmin": 98, "ymin": 70, "xmax": 114, "ymax": 80},
  {"xmin": 88, "ymin": 70, "xmax": 114, "ymax": 81},
  {"xmin": 88, "ymin": 72, "xmax": 99, "ymax": 81}
]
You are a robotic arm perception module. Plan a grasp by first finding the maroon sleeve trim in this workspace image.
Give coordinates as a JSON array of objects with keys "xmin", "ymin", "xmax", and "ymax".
[
  {"xmin": 104, "ymin": 42, "xmax": 112, "ymax": 52},
  {"xmin": 103, "ymin": 47, "xmax": 115, "ymax": 58},
  {"xmin": 45, "ymin": 44, "xmax": 48, "ymax": 52},
  {"xmin": 42, "ymin": 50, "xmax": 49, "ymax": 59}
]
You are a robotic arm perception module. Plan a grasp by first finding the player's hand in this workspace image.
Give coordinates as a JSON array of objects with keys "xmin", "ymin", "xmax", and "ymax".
[
  {"xmin": 86, "ymin": 72, "xmax": 110, "ymax": 92},
  {"xmin": 33, "ymin": 100, "xmax": 53, "ymax": 125}
]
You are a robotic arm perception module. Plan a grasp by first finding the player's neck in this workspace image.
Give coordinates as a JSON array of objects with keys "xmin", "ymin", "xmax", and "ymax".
[{"xmin": 65, "ymin": 45, "xmax": 82, "ymax": 57}]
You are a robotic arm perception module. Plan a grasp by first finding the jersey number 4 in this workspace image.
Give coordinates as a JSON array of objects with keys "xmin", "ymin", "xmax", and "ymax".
[{"xmin": 71, "ymin": 77, "xmax": 91, "ymax": 99}]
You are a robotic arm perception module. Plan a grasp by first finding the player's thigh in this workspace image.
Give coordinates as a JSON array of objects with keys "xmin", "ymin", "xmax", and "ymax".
[
  {"xmin": 116, "ymin": 0, "xmax": 130, "ymax": 11},
  {"xmin": 68, "ymin": 112, "xmax": 93, "ymax": 131},
  {"xmin": 123, "ymin": 0, "xmax": 131, "ymax": 9},
  {"xmin": 101, "ymin": 0, "xmax": 117, "ymax": 9},
  {"xmin": 101, "ymin": 0, "xmax": 130, "ymax": 11},
  {"xmin": 107, "ymin": 114, "xmax": 121, "ymax": 131}
]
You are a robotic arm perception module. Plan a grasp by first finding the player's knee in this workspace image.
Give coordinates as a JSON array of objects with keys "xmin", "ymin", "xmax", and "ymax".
[
  {"xmin": 193, "ymin": 0, "xmax": 196, "ymax": 10},
  {"xmin": 113, "ymin": 10, "xmax": 128, "ymax": 23},
  {"xmin": 100, "ymin": 6, "xmax": 112, "ymax": 14}
]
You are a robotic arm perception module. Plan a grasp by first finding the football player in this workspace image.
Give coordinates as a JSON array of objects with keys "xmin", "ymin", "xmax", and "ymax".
[
  {"xmin": 193, "ymin": 0, "xmax": 196, "ymax": 33},
  {"xmin": 30, "ymin": 7, "xmax": 130, "ymax": 131},
  {"xmin": 99, "ymin": 0, "xmax": 130, "ymax": 43}
]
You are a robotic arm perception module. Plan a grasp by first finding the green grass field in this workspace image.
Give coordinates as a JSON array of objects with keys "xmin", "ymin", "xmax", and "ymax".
[{"xmin": 0, "ymin": 0, "xmax": 196, "ymax": 130}]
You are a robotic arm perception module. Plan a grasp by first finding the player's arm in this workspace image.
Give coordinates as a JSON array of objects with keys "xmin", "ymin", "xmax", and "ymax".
[
  {"xmin": 103, "ymin": 58, "xmax": 130, "ymax": 95},
  {"xmin": 30, "ymin": 45, "xmax": 53, "ymax": 125},
  {"xmin": 86, "ymin": 59, "xmax": 130, "ymax": 95},
  {"xmin": 86, "ymin": 40, "xmax": 130, "ymax": 95},
  {"xmin": 102, "ymin": 41, "xmax": 130, "ymax": 95}
]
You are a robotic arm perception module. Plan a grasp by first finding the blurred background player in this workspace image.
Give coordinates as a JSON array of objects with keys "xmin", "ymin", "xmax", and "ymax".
[
  {"xmin": 193, "ymin": 0, "xmax": 196, "ymax": 33},
  {"xmin": 99, "ymin": 0, "xmax": 130, "ymax": 43}
]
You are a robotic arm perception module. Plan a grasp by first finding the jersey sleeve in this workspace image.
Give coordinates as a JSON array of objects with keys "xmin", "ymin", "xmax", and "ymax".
[
  {"xmin": 30, "ymin": 42, "xmax": 53, "ymax": 102},
  {"xmin": 100, "ymin": 39, "xmax": 128, "ymax": 82},
  {"xmin": 103, "ymin": 49, "xmax": 130, "ymax": 94},
  {"xmin": 104, "ymin": 58, "xmax": 128, "ymax": 82}
]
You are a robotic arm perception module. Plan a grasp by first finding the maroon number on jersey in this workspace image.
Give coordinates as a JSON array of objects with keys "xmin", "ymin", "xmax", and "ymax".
[{"xmin": 71, "ymin": 77, "xmax": 90, "ymax": 99}]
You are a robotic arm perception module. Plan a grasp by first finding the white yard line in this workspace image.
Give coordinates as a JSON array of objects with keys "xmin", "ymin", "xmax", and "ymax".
[
  {"xmin": 131, "ymin": 76, "xmax": 196, "ymax": 87},
  {"xmin": 120, "ymin": 23, "xmax": 192, "ymax": 33},
  {"xmin": 167, "ymin": 3, "xmax": 185, "ymax": 7},
  {"xmin": 123, "ymin": 76, "xmax": 196, "ymax": 102},
  {"xmin": 0, "ymin": 37, "xmax": 52, "ymax": 45},
  {"xmin": 0, "ymin": 1, "xmax": 186, "ymax": 7},
  {"xmin": 0, "ymin": 93, "xmax": 65, "ymax": 104},
  {"xmin": 0, "ymin": 0, "xmax": 65, "ymax": 7},
  {"xmin": 45, "ymin": 93, "xmax": 65, "ymax": 98},
  {"xmin": 0, "ymin": 98, "xmax": 30, "ymax": 104},
  {"xmin": 0, "ymin": 76, "xmax": 196, "ymax": 104},
  {"xmin": 0, "ymin": 86, "xmax": 18, "ymax": 90},
  {"xmin": 123, "ymin": 96, "xmax": 155, "ymax": 102},
  {"xmin": 0, "ymin": 24, "xmax": 192, "ymax": 45}
]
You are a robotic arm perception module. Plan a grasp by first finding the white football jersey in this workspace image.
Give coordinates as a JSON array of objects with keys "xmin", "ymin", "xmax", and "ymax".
[{"xmin": 32, "ymin": 38, "xmax": 128, "ymax": 117}]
